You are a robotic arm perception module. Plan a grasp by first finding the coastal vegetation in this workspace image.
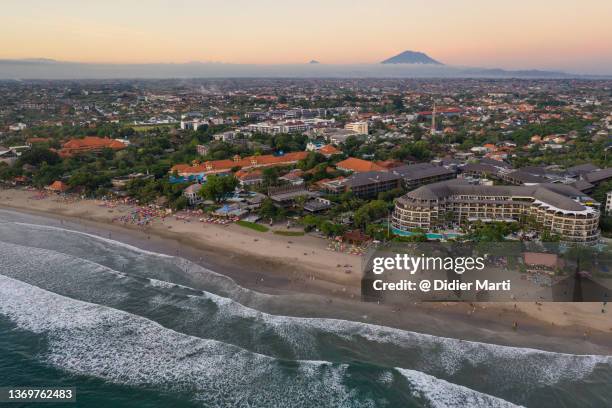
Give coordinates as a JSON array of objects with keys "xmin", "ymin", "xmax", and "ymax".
[
  {"xmin": 236, "ymin": 220, "xmax": 269, "ymax": 232},
  {"xmin": 273, "ymin": 230, "xmax": 305, "ymax": 236}
]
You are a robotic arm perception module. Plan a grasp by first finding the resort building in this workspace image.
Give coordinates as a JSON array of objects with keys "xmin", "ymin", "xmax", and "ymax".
[
  {"xmin": 322, "ymin": 171, "xmax": 402, "ymax": 198},
  {"xmin": 392, "ymin": 180, "xmax": 600, "ymax": 243},
  {"xmin": 582, "ymin": 168, "xmax": 612, "ymax": 187},
  {"xmin": 58, "ymin": 136, "xmax": 127, "ymax": 157},
  {"xmin": 170, "ymin": 151, "xmax": 308, "ymax": 180},
  {"xmin": 391, "ymin": 163, "xmax": 456, "ymax": 190}
]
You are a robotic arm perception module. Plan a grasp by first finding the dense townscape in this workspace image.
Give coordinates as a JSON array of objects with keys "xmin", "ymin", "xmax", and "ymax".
[{"xmin": 1, "ymin": 78, "xmax": 611, "ymax": 244}]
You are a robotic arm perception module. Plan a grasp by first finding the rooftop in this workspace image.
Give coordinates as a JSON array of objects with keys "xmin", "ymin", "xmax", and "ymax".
[
  {"xmin": 399, "ymin": 179, "xmax": 592, "ymax": 213},
  {"xmin": 392, "ymin": 162, "xmax": 455, "ymax": 180},
  {"xmin": 336, "ymin": 157, "xmax": 384, "ymax": 172}
]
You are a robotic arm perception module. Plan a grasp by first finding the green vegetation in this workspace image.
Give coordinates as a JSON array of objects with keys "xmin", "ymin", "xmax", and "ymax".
[
  {"xmin": 130, "ymin": 124, "xmax": 177, "ymax": 132},
  {"xmin": 273, "ymin": 230, "xmax": 305, "ymax": 236},
  {"xmin": 236, "ymin": 220, "xmax": 269, "ymax": 232},
  {"xmin": 301, "ymin": 214, "xmax": 347, "ymax": 237},
  {"xmin": 198, "ymin": 175, "xmax": 239, "ymax": 203},
  {"xmin": 1, "ymin": 79, "xmax": 609, "ymax": 247},
  {"xmin": 465, "ymin": 222, "xmax": 519, "ymax": 242},
  {"xmin": 354, "ymin": 200, "xmax": 390, "ymax": 229},
  {"xmin": 258, "ymin": 198, "xmax": 287, "ymax": 221}
]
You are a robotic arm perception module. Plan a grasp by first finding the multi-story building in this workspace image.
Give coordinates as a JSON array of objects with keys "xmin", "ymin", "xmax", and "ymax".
[
  {"xmin": 322, "ymin": 171, "xmax": 401, "ymax": 198},
  {"xmin": 344, "ymin": 121, "xmax": 368, "ymax": 135},
  {"xmin": 392, "ymin": 180, "xmax": 600, "ymax": 243},
  {"xmin": 248, "ymin": 120, "xmax": 311, "ymax": 134},
  {"xmin": 391, "ymin": 163, "xmax": 456, "ymax": 190}
]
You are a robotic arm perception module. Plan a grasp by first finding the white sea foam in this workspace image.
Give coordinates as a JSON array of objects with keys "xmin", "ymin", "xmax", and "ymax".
[
  {"xmin": 397, "ymin": 368, "xmax": 523, "ymax": 408},
  {"xmin": 2, "ymin": 234, "xmax": 609, "ymax": 394},
  {"xmin": 1, "ymin": 272, "xmax": 524, "ymax": 407},
  {"xmin": 11, "ymin": 221, "xmax": 173, "ymax": 258},
  {"xmin": 2, "ymin": 219, "xmax": 251, "ymax": 297},
  {"xmin": 182, "ymin": 286, "xmax": 611, "ymax": 388},
  {"xmin": 1, "ymin": 220, "xmax": 610, "ymax": 403},
  {"xmin": 0, "ymin": 274, "xmax": 379, "ymax": 408}
]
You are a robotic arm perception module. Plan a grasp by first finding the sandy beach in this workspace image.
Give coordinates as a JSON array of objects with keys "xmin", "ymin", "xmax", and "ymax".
[{"xmin": 1, "ymin": 187, "xmax": 611, "ymax": 354}]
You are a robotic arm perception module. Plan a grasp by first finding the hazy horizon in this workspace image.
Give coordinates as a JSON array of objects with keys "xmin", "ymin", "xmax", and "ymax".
[{"xmin": 2, "ymin": 0, "xmax": 611, "ymax": 75}]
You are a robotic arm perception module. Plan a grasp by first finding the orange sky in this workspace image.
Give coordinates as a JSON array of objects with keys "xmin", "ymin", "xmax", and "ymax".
[{"xmin": 2, "ymin": 0, "xmax": 611, "ymax": 73}]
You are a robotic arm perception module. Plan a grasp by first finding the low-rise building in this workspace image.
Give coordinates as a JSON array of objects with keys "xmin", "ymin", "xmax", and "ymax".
[
  {"xmin": 236, "ymin": 169, "xmax": 264, "ymax": 186},
  {"xmin": 58, "ymin": 136, "xmax": 126, "ymax": 157},
  {"xmin": 268, "ymin": 184, "xmax": 316, "ymax": 207},
  {"xmin": 304, "ymin": 197, "xmax": 332, "ymax": 213},
  {"xmin": 183, "ymin": 183, "xmax": 204, "ymax": 206},
  {"xmin": 336, "ymin": 157, "xmax": 384, "ymax": 173},
  {"xmin": 170, "ymin": 151, "xmax": 308, "ymax": 180}
]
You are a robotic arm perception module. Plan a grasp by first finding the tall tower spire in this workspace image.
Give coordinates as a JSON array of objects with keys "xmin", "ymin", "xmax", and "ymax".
[{"xmin": 431, "ymin": 101, "xmax": 437, "ymax": 135}]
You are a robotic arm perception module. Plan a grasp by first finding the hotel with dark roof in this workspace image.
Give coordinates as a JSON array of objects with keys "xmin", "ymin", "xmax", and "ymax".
[{"xmin": 392, "ymin": 180, "xmax": 601, "ymax": 243}]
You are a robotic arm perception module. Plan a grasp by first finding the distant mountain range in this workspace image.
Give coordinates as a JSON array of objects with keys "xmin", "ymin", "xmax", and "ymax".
[
  {"xmin": 0, "ymin": 57, "xmax": 609, "ymax": 80},
  {"xmin": 381, "ymin": 50, "xmax": 442, "ymax": 65}
]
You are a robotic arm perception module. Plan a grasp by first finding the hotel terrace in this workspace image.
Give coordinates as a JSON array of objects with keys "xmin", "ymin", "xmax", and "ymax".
[{"xmin": 392, "ymin": 180, "xmax": 600, "ymax": 243}]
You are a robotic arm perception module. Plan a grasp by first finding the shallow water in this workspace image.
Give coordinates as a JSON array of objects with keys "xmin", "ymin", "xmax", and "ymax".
[{"xmin": 0, "ymin": 210, "xmax": 610, "ymax": 407}]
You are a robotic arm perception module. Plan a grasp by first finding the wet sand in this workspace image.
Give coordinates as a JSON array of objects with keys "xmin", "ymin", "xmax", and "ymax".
[{"xmin": 1, "ymin": 187, "xmax": 611, "ymax": 355}]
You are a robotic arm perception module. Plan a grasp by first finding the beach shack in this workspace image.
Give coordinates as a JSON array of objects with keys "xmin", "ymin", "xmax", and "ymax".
[
  {"xmin": 46, "ymin": 180, "xmax": 69, "ymax": 193},
  {"xmin": 342, "ymin": 230, "xmax": 371, "ymax": 246},
  {"xmin": 268, "ymin": 184, "xmax": 316, "ymax": 208}
]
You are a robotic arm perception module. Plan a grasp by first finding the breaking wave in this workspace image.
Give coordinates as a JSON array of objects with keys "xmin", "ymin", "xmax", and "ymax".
[
  {"xmin": 1, "ymin": 212, "xmax": 610, "ymax": 407},
  {"xmin": 0, "ymin": 275, "xmax": 521, "ymax": 407}
]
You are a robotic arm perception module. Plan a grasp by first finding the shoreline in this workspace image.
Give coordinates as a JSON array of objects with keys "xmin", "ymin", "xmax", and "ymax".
[{"xmin": 1, "ymin": 187, "xmax": 612, "ymax": 355}]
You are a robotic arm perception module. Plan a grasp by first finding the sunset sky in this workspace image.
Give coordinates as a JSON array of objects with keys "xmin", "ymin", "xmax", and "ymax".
[{"xmin": 2, "ymin": 0, "xmax": 611, "ymax": 73}]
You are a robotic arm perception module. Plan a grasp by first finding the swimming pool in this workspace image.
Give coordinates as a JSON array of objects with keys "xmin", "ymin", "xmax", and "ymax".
[{"xmin": 391, "ymin": 227, "xmax": 461, "ymax": 240}]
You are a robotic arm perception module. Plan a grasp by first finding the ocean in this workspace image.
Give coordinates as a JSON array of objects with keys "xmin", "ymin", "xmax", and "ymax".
[{"xmin": 0, "ymin": 209, "xmax": 611, "ymax": 407}]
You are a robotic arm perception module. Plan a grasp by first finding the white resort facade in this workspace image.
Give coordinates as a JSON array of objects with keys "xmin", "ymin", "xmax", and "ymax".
[{"xmin": 392, "ymin": 180, "xmax": 600, "ymax": 243}]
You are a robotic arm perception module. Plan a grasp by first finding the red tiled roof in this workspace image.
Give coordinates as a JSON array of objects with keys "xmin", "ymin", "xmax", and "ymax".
[
  {"xmin": 63, "ymin": 136, "xmax": 125, "ymax": 150},
  {"xmin": 319, "ymin": 145, "xmax": 341, "ymax": 156},
  {"xmin": 59, "ymin": 136, "xmax": 125, "ymax": 157},
  {"xmin": 336, "ymin": 157, "xmax": 384, "ymax": 173},
  {"xmin": 171, "ymin": 151, "xmax": 308, "ymax": 175},
  {"xmin": 47, "ymin": 180, "xmax": 69, "ymax": 192},
  {"xmin": 236, "ymin": 169, "xmax": 263, "ymax": 180}
]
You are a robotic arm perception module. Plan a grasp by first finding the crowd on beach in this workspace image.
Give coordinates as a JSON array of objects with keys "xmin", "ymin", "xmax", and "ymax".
[
  {"xmin": 326, "ymin": 237, "xmax": 368, "ymax": 256},
  {"xmin": 111, "ymin": 206, "xmax": 169, "ymax": 226}
]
